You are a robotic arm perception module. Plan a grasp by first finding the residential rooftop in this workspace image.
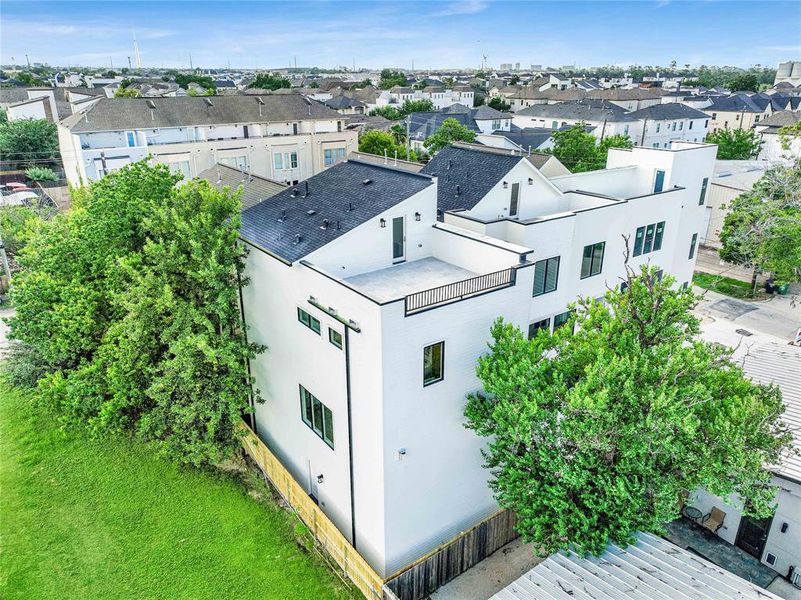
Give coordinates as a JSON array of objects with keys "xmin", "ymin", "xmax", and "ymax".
[
  {"xmin": 196, "ymin": 164, "xmax": 287, "ymax": 210},
  {"xmin": 516, "ymin": 100, "xmax": 636, "ymax": 122}
]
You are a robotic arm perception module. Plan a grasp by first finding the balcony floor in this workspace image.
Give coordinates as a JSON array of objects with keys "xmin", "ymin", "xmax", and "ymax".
[{"xmin": 344, "ymin": 257, "xmax": 476, "ymax": 303}]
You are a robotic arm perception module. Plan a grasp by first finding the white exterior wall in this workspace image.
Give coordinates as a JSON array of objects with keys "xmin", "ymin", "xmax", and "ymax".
[
  {"xmin": 758, "ymin": 132, "xmax": 801, "ymax": 165},
  {"xmin": 511, "ymin": 114, "xmax": 638, "ymax": 141},
  {"xmin": 691, "ymin": 476, "xmax": 801, "ymax": 578},
  {"xmin": 474, "ymin": 117, "xmax": 512, "ymax": 134},
  {"xmin": 639, "ymin": 117, "xmax": 710, "ymax": 148}
]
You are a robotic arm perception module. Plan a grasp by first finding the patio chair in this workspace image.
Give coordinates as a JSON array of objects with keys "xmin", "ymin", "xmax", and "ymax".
[{"xmin": 701, "ymin": 507, "xmax": 726, "ymax": 533}]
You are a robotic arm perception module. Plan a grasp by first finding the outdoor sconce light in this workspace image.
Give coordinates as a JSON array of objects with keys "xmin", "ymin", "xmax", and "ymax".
[
  {"xmin": 316, "ymin": 474, "xmax": 324, "ymax": 484},
  {"xmin": 397, "ymin": 448, "xmax": 407, "ymax": 460},
  {"xmin": 528, "ymin": 177, "xmax": 534, "ymax": 185},
  {"xmin": 781, "ymin": 522, "xmax": 789, "ymax": 533},
  {"xmin": 414, "ymin": 212, "xmax": 421, "ymax": 221},
  {"xmin": 380, "ymin": 218, "xmax": 386, "ymax": 228},
  {"xmin": 502, "ymin": 181, "xmax": 509, "ymax": 189}
]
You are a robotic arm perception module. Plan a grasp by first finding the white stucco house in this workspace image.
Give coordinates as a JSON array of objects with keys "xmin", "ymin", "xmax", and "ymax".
[
  {"xmin": 56, "ymin": 95, "xmax": 358, "ymax": 186},
  {"xmin": 237, "ymin": 141, "xmax": 716, "ymax": 577},
  {"xmin": 755, "ymin": 110, "xmax": 801, "ymax": 165}
]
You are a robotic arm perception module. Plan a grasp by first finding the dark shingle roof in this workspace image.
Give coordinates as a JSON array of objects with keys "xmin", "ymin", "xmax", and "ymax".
[
  {"xmin": 407, "ymin": 111, "xmax": 480, "ymax": 140},
  {"xmin": 706, "ymin": 94, "xmax": 769, "ymax": 113},
  {"xmin": 196, "ymin": 164, "xmax": 287, "ymax": 210},
  {"xmin": 420, "ymin": 144, "xmax": 523, "ymax": 213},
  {"xmin": 240, "ymin": 160, "xmax": 433, "ymax": 263},
  {"xmin": 64, "ymin": 95, "xmax": 340, "ymax": 132},
  {"xmin": 755, "ymin": 110, "xmax": 801, "ymax": 133},
  {"xmin": 494, "ymin": 126, "xmax": 554, "ymax": 150},
  {"xmin": 516, "ymin": 100, "xmax": 635, "ymax": 122},
  {"xmin": 324, "ymin": 95, "xmax": 366, "ymax": 110},
  {"xmin": 471, "ymin": 105, "xmax": 507, "ymax": 120},
  {"xmin": 627, "ymin": 103, "xmax": 710, "ymax": 120}
]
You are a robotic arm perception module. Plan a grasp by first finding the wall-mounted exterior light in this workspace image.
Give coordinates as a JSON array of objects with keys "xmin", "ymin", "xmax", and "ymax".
[
  {"xmin": 528, "ymin": 177, "xmax": 534, "ymax": 185},
  {"xmin": 502, "ymin": 181, "xmax": 509, "ymax": 189},
  {"xmin": 414, "ymin": 212, "xmax": 421, "ymax": 221},
  {"xmin": 380, "ymin": 218, "xmax": 386, "ymax": 228},
  {"xmin": 316, "ymin": 474, "xmax": 324, "ymax": 484}
]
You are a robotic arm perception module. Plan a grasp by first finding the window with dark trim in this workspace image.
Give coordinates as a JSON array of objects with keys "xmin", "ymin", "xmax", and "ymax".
[
  {"xmin": 580, "ymin": 242, "xmax": 605, "ymax": 279},
  {"xmin": 699, "ymin": 177, "xmax": 709, "ymax": 205},
  {"xmin": 532, "ymin": 256, "xmax": 560, "ymax": 296},
  {"xmin": 299, "ymin": 385, "xmax": 334, "ymax": 448},
  {"xmin": 633, "ymin": 221, "xmax": 665, "ymax": 256},
  {"xmin": 297, "ymin": 307, "xmax": 321, "ymax": 334},
  {"xmin": 688, "ymin": 233, "xmax": 698, "ymax": 259},
  {"xmin": 328, "ymin": 328, "xmax": 343, "ymax": 349},
  {"xmin": 554, "ymin": 311, "xmax": 573, "ymax": 330},
  {"xmin": 528, "ymin": 318, "xmax": 551, "ymax": 338},
  {"xmin": 423, "ymin": 341, "xmax": 444, "ymax": 386}
]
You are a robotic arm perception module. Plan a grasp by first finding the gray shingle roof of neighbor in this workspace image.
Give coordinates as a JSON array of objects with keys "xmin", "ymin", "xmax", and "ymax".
[
  {"xmin": 407, "ymin": 111, "xmax": 480, "ymax": 140},
  {"xmin": 471, "ymin": 105, "xmax": 508, "ymax": 120},
  {"xmin": 755, "ymin": 109, "xmax": 801, "ymax": 132},
  {"xmin": 420, "ymin": 143, "xmax": 524, "ymax": 214},
  {"xmin": 707, "ymin": 94, "xmax": 768, "ymax": 113},
  {"xmin": 196, "ymin": 164, "xmax": 287, "ymax": 210},
  {"xmin": 516, "ymin": 100, "xmax": 636, "ymax": 122},
  {"xmin": 494, "ymin": 127, "xmax": 554, "ymax": 150},
  {"xmin": 627, "ymin": 103, "xmax": 710, "ymax": 120},
  {"xmin": 239, "ymin": 160, "xmax": 434, "ymax": 263},
  {"xmin": 488, "ymin": 532, "xmax": 782, "ymax": 600},
  {"xmin": 323, "ymin": 95, "xmax": 366, "ymax": 110},
  {"xmin": 62, "ymin": 95, "xmax": 341, "ymax": 132},
  {"xmin": 586, "ymin": 87, "xmax": 665, "ymax": 100}
]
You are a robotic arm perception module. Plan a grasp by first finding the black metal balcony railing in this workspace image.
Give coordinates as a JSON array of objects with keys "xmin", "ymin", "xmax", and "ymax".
[{"xmin": 404, "ymin": 267, "xmax": 516, "ymax": 316}]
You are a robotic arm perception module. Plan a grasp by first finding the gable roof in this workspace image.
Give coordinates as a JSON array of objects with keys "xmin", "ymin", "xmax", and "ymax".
[
  {"xmin": 586, "ymin": 87, "xmax": 665, "ymax": 101},
  {"xmin": 706, "ymin": 94, "xmax": 769, "ymax": 113},
  {"xmin": 239, "ymin": 160, "xmax": 433, "ymax": 263},
  {"xmin": 471, "ymin": 105, "xmax": 508, "ymax": 120},
  {"xmin": 516, "ymin": 100, "xmax": 635, "ymax": 122},
  {"xmin": 755, "ymin": 110, "xmax": 801, "ymax": 133},
  {"xmin": 407, "ymin": 111, "xmax": 480, "ymax": 141},
  {"xmin": 627, "ymin": 102, "xmax": 710, "ymax": 120},
  {"xmin": 324, "ymin": 95, "xmax": 366, "ymax": 110},
  {"xmin": 420, "ymin": 143, "xmax": 524, "ymax": 213},
  {"xmin": 196, "ymin": 164, "xmax": 287, "ymax": 210},
  {"xmin": 62, "ymin": 95, "xmax": 341, "ymax": 132},
  {"xmin": 494, "ymin": 126, "xmax": 554, "ymax": 151}
]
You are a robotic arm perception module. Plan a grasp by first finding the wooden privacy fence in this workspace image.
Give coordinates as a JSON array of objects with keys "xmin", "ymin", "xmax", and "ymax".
[
  {"xmin": 240, "ymin": 424, "xmax": 385, "ymax": 599},
  {"xmin": 241, "ymin": 422, "xmax": 520, "ymax": 600}
]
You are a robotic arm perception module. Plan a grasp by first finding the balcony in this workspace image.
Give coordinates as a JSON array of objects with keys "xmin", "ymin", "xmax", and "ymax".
[{"xmin": 404, "ymin": 267, "xmax": 516, "ymax": 315}]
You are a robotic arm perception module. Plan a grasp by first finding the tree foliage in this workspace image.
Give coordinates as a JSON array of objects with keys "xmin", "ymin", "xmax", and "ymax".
[
  {"xmin": 487, "ymin": 96, "xmax": 511, "ymax": 111},
  {"xmin": 0, "ymin": 118, "xmax": 59, "ymax": 168},
  {"xmin": 719, "ymin": 160, "xmax": 801, "ymax": 285},
  {"xmin": 369, "ymin": 99, "xmax": 434, "ymax": 121},
  {"xmin": 25, "ymin": 166, "xmax": 58, "ymax": 182},
  {"xmin": 378, "ymin": 69, "xmax": 407, "ymax": 90},
  {"xmin": 465, "ymin": 265, "xmax": 791, "ymax": 556},
  {"xmin": 550, "ymin": 125, "xmax": 632, "ymax": 172},
  {"xmin": 249, "ymin": 73, "xmax": 291, "ymax": 90},
  {"xmin": 358, "ymin": 130, "xmax": 418, "ymax": 161},
  {"xmin": 115, "ymin": 86, "xmax": 141, "ymax": 98},
  {"xmin": 173, "ymin": 73, "xmax": 216, "ymax": 90},
  {"xmin": 706, "ymin": 128, "xmax": 762, "ymax": 160},
  {"xmin": 6, "ymin": 161, "xmax": 262, "ymax": 465},
  {"xmin": 727, "ymin": 73, "xmax": 760, "ymax": 93},
  {"xmin": 424, "ymin": 118, "xmax": 477, "ymax": 153}
]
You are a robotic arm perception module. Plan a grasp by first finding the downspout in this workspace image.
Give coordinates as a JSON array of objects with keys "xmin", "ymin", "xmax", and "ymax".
[
  {"xmin": 344, "ymin": 326, "xmax": 357, "ymax": 549},
  {"xmin": 236, "ymin": 267, "xmax": 257, "ymax": 431},
  {"xmin": 640, "ymin": 118, "xmax": 648, "ymax": 146}
]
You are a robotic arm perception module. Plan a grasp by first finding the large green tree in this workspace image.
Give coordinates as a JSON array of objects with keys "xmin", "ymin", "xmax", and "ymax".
[
  {"xmin": 550, "ymin": 125, "xmax": 632, "ymax": 172},
  {"xmin": 358, "ymin": 130, "xmax": 417, "ymax": 161},
  {"xmin": 706, "ymin": 128, "xmax": 762, "ymax": 160},
  {"xmin": 487, "ymin": 96, "xmax": 511, "ymax": 111},
  {"xmin": 378, "ymin": 69, "xmax": 407, "ymax": 89},
  {"xmin": 465, "ymin": 265, "xmax": 790, "ymax": 557},
  {"xmin": 7, "ymin": 161, "xmax": 262, "ymax": 464},
  {"xmin": 424, "ymin": 118, "xmax": 476, "ymax": 153},
  {"xmin": 0, "ymin": 118, "xmax": 59, "ymax": 168},
  {"xmin": 719, "ymin": 159, "xmax": 801, "ymax": 286},
  {"xmin": 249, "ymin": 73, "xmax": 291, "ymax": 90},
  {"xmin": 727, "ymin": 73, "xmax": 760, "ymax": 93}
]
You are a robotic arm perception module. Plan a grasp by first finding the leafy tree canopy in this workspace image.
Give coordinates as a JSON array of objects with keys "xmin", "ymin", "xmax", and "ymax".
[
  {"xmin": 249, "ymin": 73, "xmax": 291, "ymax": 91},
  {"xmin": 727, "ymin": 73, "xmax": 760, "ymax": 93},
  {"xmin": 550, "ymin": 125, "xmax": 632, "ymax": 172},
  {"xmin": 174, "ymin": 73, "xmax": 216, "ymax": 90},
  {"xmin": 424, "ymin": 117, "xmax": 477, "ymax": 153},
  {"xmin": 379, "ymin": 69, "xmax": 407, "ymax": 90},
  {"xmin": 25, "ymin": 166, "xmax": 58, "ymax": 182},
  {"xmin": 706, "ymin": 128, "xmax": 762, "ymax": 160},
  {"xmin": 115, "ymin": 86, "xmax": 141, "ymax": 98},
  {"xmin": 358, "ymin": 130, "xmax": 418, "ymax": 162},
  {"xmin": 719, "ymin": 160, "xmax": 801, "ymax": 285},
  {"xmin": 7, "ymin": 161, "xmax": 263, "ymax": 465},
  {"xmin": 369, "ymin": 99, "xmax": 434, "ymax": 121},
  {"xmin": 465, "ymin": 265, "xmax": 791, "ymax": 556},
  {"xmin": 0, "ymin": 118, "xmax": 59, "ymax": 169},
  {"xmin": 487, "ymin": 96, "xmax": 511, "ymax": 111}
]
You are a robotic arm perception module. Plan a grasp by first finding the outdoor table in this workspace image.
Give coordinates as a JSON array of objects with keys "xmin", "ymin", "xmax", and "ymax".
[{"xmin": 683, "ymin": 506, "xmax": 703, "ymax": 523}]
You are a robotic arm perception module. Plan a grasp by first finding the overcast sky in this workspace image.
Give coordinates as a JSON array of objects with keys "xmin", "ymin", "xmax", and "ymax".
[{"xmin": 2, "ymin": 0, "xmax": 800, "ymax": 70}]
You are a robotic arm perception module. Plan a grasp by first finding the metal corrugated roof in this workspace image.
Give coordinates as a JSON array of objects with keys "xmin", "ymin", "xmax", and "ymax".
[
  {"xmin": 741, "ymin": 342, "xmax": 801, "ymax": 483},
  {"xmin": 489, "ymin": 532, "xmax": 781, "ymax": 600}
]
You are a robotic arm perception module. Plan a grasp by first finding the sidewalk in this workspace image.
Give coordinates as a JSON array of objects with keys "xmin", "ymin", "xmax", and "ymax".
[{"xmin": 695, "ymin": 246, "xmax": 763, "ymax": 284}]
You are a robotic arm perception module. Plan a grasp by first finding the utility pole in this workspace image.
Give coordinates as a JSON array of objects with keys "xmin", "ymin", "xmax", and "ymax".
[
  {"xmin": 26, "ymin": 54, "xmax": 30, "ymax": 67},
  {"xmin": 189, "ymin": 54, "xmax": 193, "ymax": 70},
  {"xmin": 128, "ymin": 56, "xmax": 132, "ymax": 69}
]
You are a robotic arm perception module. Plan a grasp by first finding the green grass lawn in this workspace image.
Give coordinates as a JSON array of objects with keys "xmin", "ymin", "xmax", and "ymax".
[
  {"xmin": 0, "ymin": 381, "xmax": 358, "ymax": 600},
  {"xmin": 693, "ymin": 272, "xmax": 760, "ymax": 300}
]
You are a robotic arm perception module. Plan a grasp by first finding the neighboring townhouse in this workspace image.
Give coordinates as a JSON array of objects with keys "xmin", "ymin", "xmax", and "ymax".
[
  {"xmin": 704, "ymin": 94, "xmax": 772, "ymax": 132},
  {"xmin": 57, "ymin": 95, "xmax": 358, "ymax": 186},
  {"xmin": 585, "ymin": 87, "xmax": 665, "ymax": 111},
  {"xmin": 512, "ymin": 100, "xmax": 639, "ymax": 140},
  {"xmin": 238, "ymin": 140, "xmax": 715, "ymax": 578},
  {"xmin": 699, "ymin": 160, "xmax": 768, "ymax": 248},
  {"xmin": 323, "ymin": 95, "xmax": 367, "ymax": 115},
  {"xmin": 405, "ymin": 104, "xmax": 512, "ymax": 149},
  {"xmin": 1, "ymin": 86, "xmax": 104, "ymax": 123},
  {"xmin": 627, "ymin": 103, "xmax": 710, "ymax": 147},
  {"xmin": 476, "ymin": 125, "xmax": 556, "ymax": 153},
  {"xmin": 690, "ymin": 341, "xmax": 801, "ymax": 584},
  {"xmin": 507, "ymin": 87, "xmax": 586, "ymax": 112},
  {"xmin": 755, "ymin": 110, "xmax": 801, "ymax": 164},
  {"xmin": 376, "ymin": 85, "xmax": 475, "ymax": 110}
]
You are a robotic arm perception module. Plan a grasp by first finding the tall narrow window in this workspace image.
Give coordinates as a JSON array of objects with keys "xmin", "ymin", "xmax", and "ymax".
[
  {"xmin": 653, "ymin": 221, "xmax": 665, "ymax": 251},
  {"xmin": 581, "ymin": 242, "xmax": 605, "ymax": 279},
  {"xmin": 643, "ymin": 224, "xmax": 656, "ymax": 254},
  {"xmin": 423, "ymin": 341, "xmax": 444, "ymax": 386},
  {"xmin": 699, "ymin": 177, "xmax": 709, "ymax": 206},
  {"xmin": 509, "ymin": 182, "xmax": 520, "ymax": 217},
  {"xmin": 654, "ymin": 169, "xmax": 665, "ymax": 193},
  {"xmin": 532, "ymin": 256, "xmax": 560, "ymax": 296},
  {"xmin": 126, "ymin": 131, "xmax": 136, "ymax": 147},
  {"xmin": 688, "ymin": 233, "xmax": 698, "ymax": 259},
  {"xmin": 633, "ymin": 226, "xmax": 646, "ymax": 256},
  {"xmin": 299, "ymin": 386, "xmax": 334, "ymax": 449}
]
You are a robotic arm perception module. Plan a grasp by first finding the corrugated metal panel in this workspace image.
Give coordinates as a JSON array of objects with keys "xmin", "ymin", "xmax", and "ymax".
[
  {"xmin": 741, "ymin": 342, "xmax": 801, "ymax": 483},
  {"xmin": 488, "ymin": 532, "xmax": 781, "ymax": 600}
]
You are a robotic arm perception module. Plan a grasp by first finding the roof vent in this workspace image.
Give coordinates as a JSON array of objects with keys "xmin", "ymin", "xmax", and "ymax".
[
  {"xmin": 347, "ymin": 202, "xmax": 353, "ymax": 211},
  {"xmin": 455, "ymin": 185, "xmax": 461, "ymax": 196},
  {"xmin": 204, "ymin": 98, "xmax": 214, "ymax": 107},
  {"xmin": 294, "ymin": 234, "xmax": 302, "ymax": 244},
  {"xmin": 320, "ymin": 219, "xmax": 329, "ymax": 230},
  {"xmin": 290, "ymin": 187, "xmax": 298, "ymax": 197},
  {"xmin": 363, "ymin": 178, "xmax": 372, "ymax": 185},
  {"xmin": 146, "ymin": 100, "xmax": 156, "ymax": 109},
  {"xmin": 336, "ymin": 220, "xmax": 341, "ymax": 230},
  {"xmin": 306, "ymin": 209, "xmax": 316, "ymax": 216},
  {"xmin": 447, "ymin": 159, "xmax": 452, "ymax": 170},
  {"xmin": 278, "ymin": 209, "xmax": 286, "ymax": 222}
]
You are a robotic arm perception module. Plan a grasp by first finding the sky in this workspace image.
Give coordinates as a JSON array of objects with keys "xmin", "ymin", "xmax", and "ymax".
[{"xmin": 1, "ymin": 0, "xmax": 800, "ymax": 71}]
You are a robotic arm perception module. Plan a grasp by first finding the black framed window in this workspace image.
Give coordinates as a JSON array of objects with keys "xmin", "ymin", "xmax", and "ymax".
[
  {"xmin": 300, "ymin": 385, "xmax": 334, "ymax": 449},
  {"xmin": 581, "ymin": 242, "xmax": 605, "ymax": 279},
  {"xmin": 654, "ymin": 221, "xmax": 665, "ymax": 251},
  {"xmin": 532, "ymin": 256, "xmax": 560, "ymax": 297},
  {"xmin": 643, "ymin": 224, "xmax": 655, "ymax": 254},
  {"xmin": 423, "ymin": 341, "xmax": 444, "ymax": 386},
  {"xmin": 328, "ymin": 328, "xmax": 343, "ymax": 349},
  {"xmin": 688, "ymin": 233, "xmax": 698, "ymax": 259},
  {"xmin": 554, "ymin": 311, "xmax": 573, "ymax": 330},
  {"xmin": 528, "ymin": 318, "xmax": 551, "ymax": 338},
  {"xmin": 699, "ymin": 177, "xmax": 709, "ymax": 205},
  {"xmin": 633, "ymin": 221, "xmax": 665, "ymax": 256},
  {"xmin": 297, "ymin": 307, "xmax": 320, "ymax": 334}
]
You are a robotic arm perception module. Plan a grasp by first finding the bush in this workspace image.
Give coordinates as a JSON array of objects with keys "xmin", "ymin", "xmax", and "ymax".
[
  {"xmin": 25, "ymin": 166, "xmax": 58, "ymax": 182},
  {"xmin": 0, "ymin": 205, "xmax": 42, "ymax": 256}
]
